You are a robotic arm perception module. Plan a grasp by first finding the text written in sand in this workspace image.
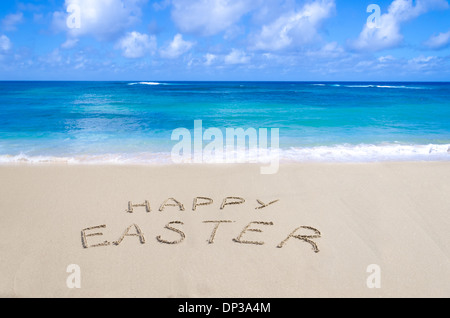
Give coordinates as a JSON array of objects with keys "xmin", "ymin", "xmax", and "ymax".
[{"xmin": 81, "ymin": 196, "xmax": 321, "ymax": 253}]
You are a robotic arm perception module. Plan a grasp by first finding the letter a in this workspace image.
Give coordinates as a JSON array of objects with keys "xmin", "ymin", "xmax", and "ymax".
[
  {"xmin": 66, "ymin": 4, "xmax": 81, "ymax": 29},
  {"xmin": 366, "ymin": 264, "xmax": 381, "ymax": 289},
  {"xmin": 66, "ymin": 264, "xmax": 81, "ymax": 289},
  {"xmin": 367, "ymin": 4, "xmax": 381, "ymax": 29}
]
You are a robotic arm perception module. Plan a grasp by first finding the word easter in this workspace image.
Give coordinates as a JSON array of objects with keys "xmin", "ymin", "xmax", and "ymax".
[{"xmin": 81, "ymin": 222, "xmax": 321, "ymax": 253}]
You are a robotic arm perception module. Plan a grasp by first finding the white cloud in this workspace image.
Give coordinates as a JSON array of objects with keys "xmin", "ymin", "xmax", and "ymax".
[
  {"xmin": 350, "ymin": 0, "xmax": 449, "ymax": 52},
  {"xmin": 40, "ymin": 49, "xmax": 64, "ymax": 66},
  {"xmin": 171, "ymin": 0, "xmax": 255, "ymax": 36},
  {"xmin": 251, "ymin": 0, "xmax": 335, "ymax": 51},
  {"xmin": 0, "ymin": 35, "xmax": 12, "ymax": 51},
  {"xmin": 17, "ymin": 3, "xmax": 44, "ymax": 12},
  {"xmin": 116, "ymin": 31, "xmax": 157, "ymax": 58},
  {"xmin": 52, "ymin": 0, "xmax": 146, "ymax": 41},
  {"xmin": 409, "ymin": 55, "xmax": 437, "ymax": 63},
  {"xmin": 153, "ymin": 0, "xmax": 172, "ymax": 11},
  {"xmin": 160, "ymin": 34, "xmax": 194, "ymax": 59},
  {"xmin": 204, "ymin": 53, "xmax": 217, "ymax": 66},
  {"xmin": 425, "ymin": 30, "xmax": 450, "ymax": 50},
  {"xmin": 306, "ymin": 42, "xmax": 345, "ymax": 59},
  {"xmin": 224, "ymin": 49, "xmax": 250, "ymax": 64},
  {"xmin": 407, "ymin": 55, "xmax": 441, "ymax": 71},
  {"xmin": 61, "ymin": 38, "xmax": 79, "ymax": 49},
  {"xmin": 1, "ymin": 12, "xmax": 24, "ymax": 31},
  {"xmin": 378, "ymin": 55, "xmax": 395, "ymax": 62}
]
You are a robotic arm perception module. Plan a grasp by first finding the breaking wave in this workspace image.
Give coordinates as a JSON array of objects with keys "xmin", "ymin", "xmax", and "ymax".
[{"xmin": 1, "ymin": 144, "xmax": 448, "ymax": 165}]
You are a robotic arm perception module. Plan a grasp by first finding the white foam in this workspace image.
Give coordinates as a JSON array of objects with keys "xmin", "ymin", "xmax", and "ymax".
[
  {"xmin": 281, "ymin": 144, "xmax": 450, "ymax": 162},
  {"xmin": 374, "ymin": 85, "xmax": 424, "ymax": 89},
  {"xmin": 128, "ymin": 82, "xmax": 166, "ymax": 86},
  {"xmin": 0, "ymin": 152, "xmax": 173, "ymax": 165},
  {"xmin": 344, "ymin": 84, "xmax": 426, "ymax": 90},
  {"xmin": 0, "ymin": 144, "xmax": 448, "ymax": 165},
  {"xmin": 345, "ymin": 85, "xmax": 377, "ymax": 88},
  {"xmin": 313, "ymin": 84, "xmax": 427, "ymax": 89}
]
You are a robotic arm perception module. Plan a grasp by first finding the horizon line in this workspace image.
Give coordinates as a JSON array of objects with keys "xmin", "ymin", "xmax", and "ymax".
[{"xmin": 1, "ymin": 80, "xmax": 450, "ymax": 83}]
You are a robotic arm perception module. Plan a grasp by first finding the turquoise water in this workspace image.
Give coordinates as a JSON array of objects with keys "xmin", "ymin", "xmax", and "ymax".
[{"xmin": 0, "ymin": 81, "xmax": 449, "ymax": 163}]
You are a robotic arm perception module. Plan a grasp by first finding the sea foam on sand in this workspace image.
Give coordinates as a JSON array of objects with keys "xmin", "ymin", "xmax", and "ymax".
[{"xmin": 0, "ymin": 144, "xmax": 448, "ymax": 165}]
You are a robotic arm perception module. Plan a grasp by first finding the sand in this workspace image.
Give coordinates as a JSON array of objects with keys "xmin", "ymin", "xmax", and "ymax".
[{"xmin": 0, "ymin": 162, "xmax": 449, "ymax": 298}]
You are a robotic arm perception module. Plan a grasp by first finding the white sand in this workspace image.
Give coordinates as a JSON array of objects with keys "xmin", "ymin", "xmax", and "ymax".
[{"xmin": 0, "ymin": 162, "xmax": 449, "ymax": 297}]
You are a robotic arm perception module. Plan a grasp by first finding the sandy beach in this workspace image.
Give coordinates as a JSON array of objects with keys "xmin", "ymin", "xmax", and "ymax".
[{"xmin": 0, "ymin": 162, "xmax": 449, "ymax": 298}]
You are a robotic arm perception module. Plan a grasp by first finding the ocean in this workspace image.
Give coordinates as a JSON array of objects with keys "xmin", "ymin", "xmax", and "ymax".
[{"xmin": 0, "ymin": 81, "xmax": 449, "ymax": 164}]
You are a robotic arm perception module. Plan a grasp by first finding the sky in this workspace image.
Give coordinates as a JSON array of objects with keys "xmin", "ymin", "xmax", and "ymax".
[{"xmin": 0, "ymin": 0, "xmax": 449, "ymax": 81}]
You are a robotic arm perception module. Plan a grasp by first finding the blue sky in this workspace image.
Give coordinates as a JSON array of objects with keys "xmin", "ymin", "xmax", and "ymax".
[{"xmin": 0, "ymin": 0, "xmax": 449, "ymax": 81}]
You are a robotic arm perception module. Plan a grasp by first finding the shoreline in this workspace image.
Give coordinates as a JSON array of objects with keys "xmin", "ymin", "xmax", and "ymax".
[
  {"xmin": 0, "ymin": 162, "xmax": 449, "ymax": 297},
  {"xmin": 0, "ymin": 159, "xmax": 449, "ymax": 165},
  {"xmin": 1, "ymin": 143, "xmax": 449, "ymax": 166}
]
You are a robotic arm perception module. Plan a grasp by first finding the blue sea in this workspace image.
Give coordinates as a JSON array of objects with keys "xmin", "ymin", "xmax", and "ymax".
[{"xmin": 0, "ymin": 81, "xmax": 449, "ymax": 164}]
